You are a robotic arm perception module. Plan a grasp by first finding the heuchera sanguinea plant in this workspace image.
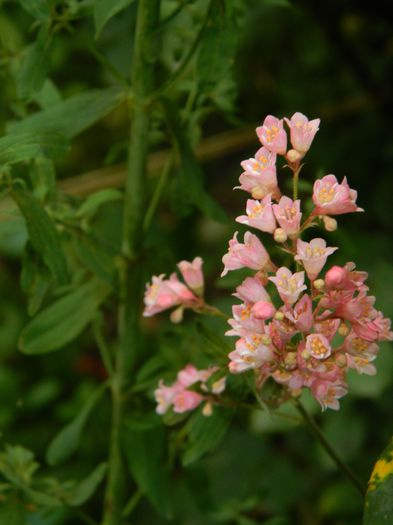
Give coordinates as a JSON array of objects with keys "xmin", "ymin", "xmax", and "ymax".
[{"xmin": 144, "ymin": 112, "xmax": 392, "ymax": 415}]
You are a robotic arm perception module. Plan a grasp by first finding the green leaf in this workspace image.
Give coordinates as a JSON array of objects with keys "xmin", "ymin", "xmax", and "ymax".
[
  {"xmin": 182, "ymin": 407, "xmax": 232, "ymax": 466},
  {"xmin": 7, "ymin": 87, "xmax": 122, "ymax": 139},
  {"xmin": 10, "ymin": 186, "xmax": 69, "ymax": 285},
  {"xmin": 19, "ymin": 278, "xmax": 110, "ymax": 354},
  {"xmin": 20, "ymin": 242, "xmax": 52, "ymax": 316},
  {"xmin": 0, "ymin": 132, "xmax": 68, "ymax": 166},
  {"xmin": 76, "ymin": 189, "xmax": 123, "ymax": 218},
  {"xmin": 364, "ymin": 437, "xmax": 393, "ymax": 524},
  {"xmin": 123, "ymin": 421, "xmax": 173, "ymax": 518},
  {"xmin": 18, "ymin": 0, "xmax": 54, "ymax": 21},
  {"xmin": 94, "ymin": 0, "xmax": 136, "ymax": 38},
  {"xmin": 46, "ymin": 383, "xmax": 108, "ymax": 466},
  {"xmin": 163, "ymin": 98, "xmax": 227, "ymax": 222},
  {"xmin": 17, "ymin": 25, "xmax": 51, "ymax": 100},
  {"xmin": 74, "ymin": 234, "xmax": 116, "ymax": 285},
  {"xmin": 64, "ymin": 463, "xmax": 107, "ymax": 506}
]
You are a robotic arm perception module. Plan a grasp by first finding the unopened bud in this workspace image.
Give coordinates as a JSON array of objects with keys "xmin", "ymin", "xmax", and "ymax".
[
  {"xmin": 251, "ymin": 187, "xmax": 265, "ymax": 200},
  {"xmin": 322, "ymin": 215, "xmax": 337, "ymax": 232},
  {"xmin": 274, "ymin": 227, "xmax": 287, "ymax": 243},
  {"xmin": 313, "ymin": 278, "xmax": 325, "ymax": 291},
  {"xmin": 252, "ymin": 301, "xmax": 276, "ymax": 320},
  {"xmin": 325, "ymin": 265, "xmax": 346, "ymax": 289},
  {"xmin": 261, "ymin": 334, "xmax": 272, "ymax": 345},
  {"xmin": 170, "ymin": 306, "xmax": 184, "ymax": 324},
  {"xmin": 286, "ymin": 149, "xmax": 303, "ymax": 164},
  {"xmin": 274, "ymin": 311, "xmax": 285, "ymax": 321},
  {"xmin": 284, "ymin": 352, "xmax": 297, "ymax": 367},
  {"xmin": 338, "ymin": 322, "xmax": 350, "ymax": 337},
  {"xmin": 202, "ymin": 402, "xmax": 213, "ymax": 417},
  {"xmin": 335, "ymin": 353, "xmax": 347, "ymax": 368},
  {"xmin": 301, "ymin": 349, "xmax": 310, "ymax": 360}
]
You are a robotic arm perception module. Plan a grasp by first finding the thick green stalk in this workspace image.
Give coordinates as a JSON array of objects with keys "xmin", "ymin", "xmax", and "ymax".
[{"xmin": 102, "ymin": 2, "xmax": 160, "ymax": 524}]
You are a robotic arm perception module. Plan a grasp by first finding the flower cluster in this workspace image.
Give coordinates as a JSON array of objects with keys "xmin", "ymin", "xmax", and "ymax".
[
  {"xmin": 154, "ymin": 364, "xmax": 226, "ymax": 416},
  {"xmin": 223, "ymin": 113, "xmax": 391, "ymax": 410},
  {"xmin": 144, "ymin": 112, "xmax": 392, "ymax": 413}
]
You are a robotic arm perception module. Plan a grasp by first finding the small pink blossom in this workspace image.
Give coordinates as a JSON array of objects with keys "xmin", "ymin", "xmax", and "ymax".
[
  {"xmin": 311, "ymin": 380, "xmax": 347, "ymax": 411},
  {"xmin": 305, "ymin": 333, "xmax": 332, "ymax": 360},
  {"xmin": 236, "ymin": 195, "xmax": 276, "ymax": 233},
  {"xmin": 228, "ymin": 335, "xmax": 273, "ymax": 373},
  {"xmin": 154, "ymin": 380, "xmax": 179, "ymax": 415},
  {"xmin": 252, "ymin": 301, "xmax": 276, "ymax": 320},
  {"xmin": 312, "ymin": 175, "xmax": 363, "ymax": 216},
  {"xmin": 269, "ymin": 267, "xmax": 306, "ymax": 305},
  {"xmin": 295, "ymin": 238, "xmax": 338, "ymax": 281},
  {"xmin": 237, "ymin": 147, "xmax": 279, "ymax": 199},
  {"xmin": 177, "ymin": 257, "xmax": 204, "ymax": 294},
  {"xmin": 272, "ymin": 196, "xmax": 302, "ymax": 236},
  {"xmin": 226, "ymin": 303, "xmax": 265, "ymax": 337},
  {"xmin": 284, "ymin": 112, "xmax": 320, "ymax": 154},
  {"xmin": 177, "ymin": 364, "xmax": 203, "ymax": 388},
  {"xmin": 285, "ymin": 294, "xmax": 313, "ymax": 332},
  {"xmin": 173, "ymin": 391, "xmax": 203, "ymax": 413},
  {"xmin": 143, "ymin": 273, "xmax": 197, "ymax": 317},
  {"xmin": 325, "ymin": 263, "xmax": 368, "ymax": 292},
  {"xmin": 221, "ymin": 231, "xmax": 271, "ymax": 277},
  {"xmin": 256, "ymin": 115, "xmax": 287, "ymax": 155},
  {"xmin": 234, "ymin": 276, "xmax": 271, "ymax": 304}
]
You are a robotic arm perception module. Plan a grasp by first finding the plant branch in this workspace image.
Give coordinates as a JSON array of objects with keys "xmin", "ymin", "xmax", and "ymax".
[{"xmin": 294, "ymin": 399, "xmax": 366, "ymax": 496}]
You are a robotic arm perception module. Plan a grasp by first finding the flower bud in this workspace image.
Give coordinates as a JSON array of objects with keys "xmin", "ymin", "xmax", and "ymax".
[
  {"xmin": 202, "ymin": 402, "xmax": 213, "ymax": 417},
  {"xmin": 335, "ymin": 353, "xmax": 347, "ymax": 368},
  {"xmin": 251, "ymin": 187, "xmax": 266, "ymax": 200},
  {"xmin": 325, "ymin": 265, "xmax": 346, "ymax": 289},
  {"xmin": 286, "ymin": 149, "xmax": 303, "ymax": 164},
  {"xmin": 322, "ymin": 215, "xmax": 337, "ymax": 232},
  {"xmin": 274, "ymin": 227, "xmax": 288, "ymax": 243},
  {"xmin": 252, "ymin": 301, "xmax": 276, "ymax": 320},
  {"xmin": 338, "ymin": 322, "xmax": 350, "ymax": 336},
  {"xmin": 261, "ymin": 334, "xmax": 272, "ymax": 345},
  {"xmin": 313, "ymin": 278, "xmax": 325, "ymax": 291},
  {"xmin": 170, "ymin": 306, "xmax": 184, "ymax": 324},
  {"xmin": 274, "ymin": 311, "xmax": 285, "ymax": 321}
]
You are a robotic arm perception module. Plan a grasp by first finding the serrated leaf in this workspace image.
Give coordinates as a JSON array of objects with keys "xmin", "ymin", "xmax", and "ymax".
[
  {"xmin": 46, "ymin": 383, "xmax": 108, "ymax": 466},
  {"xmin": 163, "ymin": 98, "xmax": 227, "ymax": 222},
  {"xmin": 19, "ymin": 278, "xmax": 110, "ymax": 354},
  {"xmin": 17, "ymin": 25, "xmax": 51, "ymax": 100},
  {"xmin": 0, "ymin": 132, "xmax": 68, "ymax": 166},
  {"xmin": 182, "ymin": 407, "xmax": 232, "ymax": 466},
  {"xmin": 11, "ymin": 186, "xmax": 69, "ymax": 285},
  {"xmin": 364, "ymin": 437, "xmax": 393, "ymax": 524},
  {"xmin": 7, "ymin": 87, "xmax": 122, "ymax": 139},
  {"xmin": 123, "ymin": 422, "xmax": 173, "ymax": 518},
  {"xmin": 94, "ymin": 0, "xmax": 136, "ymax": 38},
  {"xmin": 65, "ymin": 463, "xmax": 107, "ymax": 506}
]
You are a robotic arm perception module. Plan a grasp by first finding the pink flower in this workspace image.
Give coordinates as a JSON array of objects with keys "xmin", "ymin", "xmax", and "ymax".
[
  {"xmin": 177, "ymin": 257, "xmax": 204, "ymax": 294},
  {"xmin": 154, "ymin": 380, "xmax": 179, "ymax": 415},
  {"xmin": 285, "ymin": 294, "xmax": 313, "ymax": 332},
  {"xmin": 256, "ymin": 115, "xmax": 287, "ymax": 155},
  {"xmin": 269, "ymin": 267, "xmax": 306, "ymax": 305},
  {"xmin": 311, "ymin": 380, "xmax": 347, "ymax": 411},
  {"xmin": 234, "ymin": 276, "xmax": 271, "ymax": 304},
  {"xmin": 143, "ymin": 273, "xmax": 197, "ymax": 317},
  {"xmin": 177, "ymin": 364, "xmax": 202, "ymax": 387},
  {"xmin": 284, "ymin": 112, "xmax": 320, "ymax": 154},
  {"xmin": 237, "ymin": 147, "xmax": 279, "ymax": 199},
  {"xmin": 312, "ymin": 175, "xmax": 363, "ymax": 215},
  {"xmin": 226, "ymin": 303, "xmax": 265, "ymax": 337},
  {"xmin": 173, "ymin": 390, "xmax": 203, "ymax": 413},
  {"xmin": 305, "ymin": 333, "xmax": 332, "ymax": 360},
  {"xmin": 236, "ymin": 195, "xmax": 276, "ymax": 233},
  {"xmin": 228, "ymin": 335, "xmax": 273, "ymax": 373},
  {"xmin": 221, "ymin": 231, "xmax": 271, "ymax": 277},
  {"xmin": 272, "ymin": 196, "xmax": 302, "ymax": 236},
  {"xmin": 295, "ymin": 238, "xmax": 338, "ymax": 281},
  {"xmin": 325, "ymin": 263, "xmax": 368, "ymax": 291}
]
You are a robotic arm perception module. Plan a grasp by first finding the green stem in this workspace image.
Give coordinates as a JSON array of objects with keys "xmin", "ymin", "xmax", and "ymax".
[
  {"xmin": 292, "ymin": 165, "xmax": 300, "ymax": 201},
  {"xmin": 294, "ymin": 399, "xmax": 366, "ymax": 496},
  {"xmin": 101, "ymin": 2, "xmax": 161, "ymax": 524}
]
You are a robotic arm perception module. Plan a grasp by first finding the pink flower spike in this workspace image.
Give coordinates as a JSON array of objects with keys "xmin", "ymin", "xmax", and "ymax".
[
  {"xmin": 272, "ymin": 196, "xmax": 302, "ymax": 236},
  {"xmin": 305, "ymin": 333, "xmax": 332, "ymax": 360},
  {"xmin": 234, "ymin": 276, "xmax": 271, "ymax": 304},
  {"xmin": 221, "ymin": 231, "xmax": 271, "ymax": 277},
  {"xmin": 173, "ymin": 390, "xmax": 203, "ymax": 413},
  {"xmin": 269, "ymin": 267, "xmax": 306, "ymax": 305},
  {"xmin": 295, "ymin": 238, "xmax": 338, "ymax": 281},
  {"xmin": 312, "ymin": 175, "xmax": 363, "ymax": 216},
  {"xmin": 256, "ymin": 115, "xmax": 287, "ymax": 155},
  {"xmin": 284, "ymin": 112, "xmax": 320, "ymax": 154},
  {"xmin": 236, "ymin": 195, "xmax": 276, "ymax": 234},
  {"xmin": 177, "ymin": 257, "xmax": 204, "ymax": 295}
]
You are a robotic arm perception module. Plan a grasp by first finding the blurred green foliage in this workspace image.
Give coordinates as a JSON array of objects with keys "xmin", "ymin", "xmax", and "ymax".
[{"xmin": 0, "ymin": 0, "xmax": 392, "ymax": 523}]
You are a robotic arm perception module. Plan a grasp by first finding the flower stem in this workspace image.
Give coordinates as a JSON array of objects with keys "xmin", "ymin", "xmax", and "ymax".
[
  {"xmin": 294, "ymin": 399, "xmax": 366, "ymax": 496},
  {"xmin": 101, "ymin": 2, "xmax": 160, "ymax": 524},
  {"xmin": 292, "ymin": 165, "xmax": 301, "ymax": 201}
]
